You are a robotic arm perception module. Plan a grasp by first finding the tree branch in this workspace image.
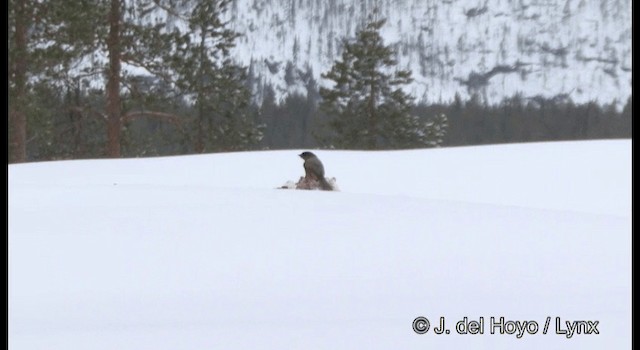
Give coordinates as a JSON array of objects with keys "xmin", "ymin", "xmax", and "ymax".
[{"xmin": 121, "ymin": 54, "xmax": 177, "ymax": 86}]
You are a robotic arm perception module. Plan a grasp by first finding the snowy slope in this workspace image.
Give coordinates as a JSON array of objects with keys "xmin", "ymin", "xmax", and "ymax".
[
  {"xmin": 227, "ymin": 0, "xmax": 631, "ymax": 106},
  {"xmin": 8, "ymin": 140, "xmax": 631, "ymax": 349}
]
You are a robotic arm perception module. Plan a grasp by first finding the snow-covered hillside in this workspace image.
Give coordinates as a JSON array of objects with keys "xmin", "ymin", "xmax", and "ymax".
[
  {"xmin": 226, "ymin": 0, "xmax": 631, "ymax": 106},
  {"xmin": 9, "ymin": 140, "xmax": 631, "ymax": 349}
]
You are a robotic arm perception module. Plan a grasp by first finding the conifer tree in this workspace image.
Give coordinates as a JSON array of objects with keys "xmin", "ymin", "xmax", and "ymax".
[
  {"xmin": 170, "ymin": 0, "xmax": 263, "ymax": 153},
  {"xmin": 9, "ymin": 0, "xmax": 108, "ymax": 161},
  {"xmin": 319, "ymin": 18, "xmax": 447, "ymax": 149}
]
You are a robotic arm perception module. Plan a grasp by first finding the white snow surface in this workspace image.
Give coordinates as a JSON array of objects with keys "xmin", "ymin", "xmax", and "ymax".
[{"xmin": 9, "ymin": 140, "xmax": 631, "ymax": 349}]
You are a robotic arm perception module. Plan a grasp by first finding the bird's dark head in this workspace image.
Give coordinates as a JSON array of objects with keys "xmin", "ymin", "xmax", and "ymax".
[{"xmin": 299, "ymin": 151, "xmax": 316, "ymax": 160}]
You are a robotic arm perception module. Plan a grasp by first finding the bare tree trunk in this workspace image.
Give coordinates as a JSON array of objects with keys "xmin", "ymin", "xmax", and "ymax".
[
  {"xmin": 9, "ymin": 0, "xmax": 28, "ymax": 163},
  {"xmin": 195, "ymin": 103, "xmax": 205, "ymax": 153},
  {"xmin": 105, "ymin": 0, "xmax": 122, "ymax": 157},
  {"xmin": 368, "ymin": 80, "xmax": 377, "ymax": 149},
  {"xmin": 72, "ymin": 85, "xmax": 84, "ymax": 156},
  {"xmin": 194, "ymin": 35, "xmax": 207, "ymax": 153}
]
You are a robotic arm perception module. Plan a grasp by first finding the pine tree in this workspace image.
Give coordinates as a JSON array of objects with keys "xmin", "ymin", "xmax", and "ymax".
[
  {"xmin": 171, "ymin": 0, "xmax": 263, "ymax": 152},
  {"xmin": 12, "ymin": 0, "xmax": 189, "ymax": 158},
  {"xmin": 319, "ymin": 18, "xmax": 447, "ymax": 149},
  {"xmin": 9, "ymin": 0, "xmax": 108, "ymax": 161},
  {"xmin": 103, "ymin": 0, "xmax": 194, "ymax": 157}
]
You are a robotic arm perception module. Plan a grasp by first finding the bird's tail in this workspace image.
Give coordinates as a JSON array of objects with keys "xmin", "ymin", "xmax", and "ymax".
[{"xmin": 319, "ymin": 177, "xmax": 333, "ymax": 191}]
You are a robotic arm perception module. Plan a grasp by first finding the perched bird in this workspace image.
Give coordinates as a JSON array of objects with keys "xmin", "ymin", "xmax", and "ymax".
[{"xmin": 299, "ymin": 151, "xmax": 333, "ymax": 191}]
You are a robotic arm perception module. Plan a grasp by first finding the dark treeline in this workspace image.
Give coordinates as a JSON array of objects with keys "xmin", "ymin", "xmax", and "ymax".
[
  {"xmin": 260, "ymin": 90, "xmax": 631, "ymax": 150},
  {"xmin": 417, "ymin": 93, "xmax": 632, "ymax": 147},
  {"xmin": 24, "ymin": 77, "xmax": 631, "ymax": 161}
]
